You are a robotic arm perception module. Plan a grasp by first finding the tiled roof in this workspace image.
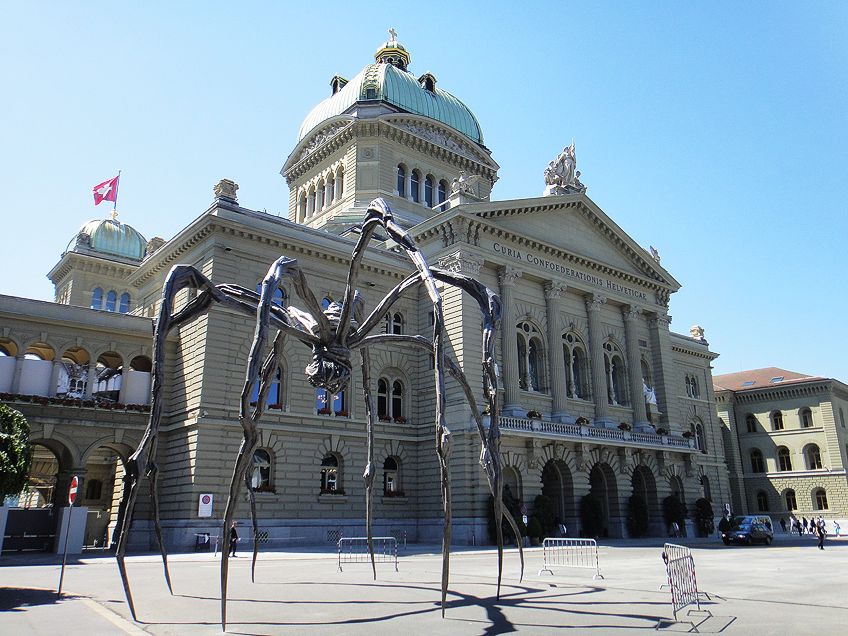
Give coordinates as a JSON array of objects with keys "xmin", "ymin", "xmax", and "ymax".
[{"xmin": 712, "ymin": 367, "xmax": 825, "ymax": 392}]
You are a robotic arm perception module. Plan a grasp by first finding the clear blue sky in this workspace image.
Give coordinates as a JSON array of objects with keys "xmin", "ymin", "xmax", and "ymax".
[{"xmin": 1, "ymin": 2, "xmax": 846, "ymax": 381}]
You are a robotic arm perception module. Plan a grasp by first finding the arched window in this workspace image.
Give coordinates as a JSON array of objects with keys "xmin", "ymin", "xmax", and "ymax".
[
  {"xmin": 756, "ymin": 490, "xmax": 769, "ymax": 512},
  {"xmin": 800, "ymin": 408, "xmax": 813, "ymax": 428},
  {"xmin": 383, "ymin": 456, "xmax": 401, "ymax": 495},
  {"xmin": 119, "ymin": 292, "xmax": 131, "ymax": 313},
  {"xmin": 784, "ymin": 489, "xmax": 797, "ymax": 511},
  {"xmin": 336, "ymin": 166, "xmax": 344, "ymax": 198},
  {"xmin": 384, "ymin": 312, "xmax": 403, "ymax": 335},
  {"xmin": 85, "ymin": 479, "xmax": 103, "ymax": 500},
  {"xmin": 424, "ymin": 174, "xmax": 435, "ymax": 207},
  {"xmin": 777, "ymin": 447, "xmax": 792, "ymax": 471},
  {"xmin": 397, "ymin": 164, "xmax": 406, "ymax": 197},
  {"xmin": 438, "ymin": 179, "xmax": 448, "ymax": 211},
  {"xmin": 750, "ymin": 449, "xmax": 765, "ymax": 473},
  {"xmin": 251, "ymin": 448, "xmax": 273, "ymax": 491},
  {"xmin": 105, "ymin": 289, "xmax": 116, "ymax": 311},
  {"xmin": 320, "ymin": 454, "xmax": 341, "ymax": 494},
  {"xmin": 516, "ymin": 321, "xmax": 544, "ymax": 392},
  {"xmin": 326, "ymin": 174, "xmax": 335, "ymax": 204},
  {"xmin": 410, "ymin": 169, "xmax": 420, "ymax": 203},
  {"xmin": 392, "ymin": 380, "xmax": 404, "ymax": 421},
  {"xmin": 685, "ymin": 376, "xmax": 692, "ymax": 397},
  {"xmin": 298, "ymin": 192, "xmax": 307, "ymax": 222},
  {"xmin": 307, "ymin": 186, "xmax": 316, "ymax": 217},
  {"xmin": 91, "ymin": 287, "xmax": 103, "ymax": 310},
  {"xmin": 377, "ymin": 378, "xmax": 389, "ymax": 420},
  {"xmin": 695, "ymin": 422, "xmax": 707, "ymax": 453},
  {"xmin": 316, "ymin": 179, "xmax": 325, "ymax": 211},
  {"xmin": 250, "ymin": 368, "xmax": 283, "ymax": 409},
  {"xmin": 805, "ymin": 444, "xmax": 822, "ymax": 470},
  {"xmin": 771, "ymin": 410, "xmax": 784, "ymax": 431},
  {"xmin": 603, "ymin": 342, "xmax": 627, "ymax": 405},
  {"xmin": 746, "ymin": 414, "xmax": 757, "ymax": 433},
  {"xmin": 562, "ymin": 332, "xmax": 588, "ymax": 399},
  {"xmin": 814, "ymin": 488, "xmax": 828, "ymax": 510}
]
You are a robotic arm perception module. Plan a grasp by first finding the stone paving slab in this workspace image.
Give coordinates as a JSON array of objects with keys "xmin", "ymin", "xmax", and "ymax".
[{"xmin": 1, "ymin": 536, "xmax": 846, "ymax": 635}]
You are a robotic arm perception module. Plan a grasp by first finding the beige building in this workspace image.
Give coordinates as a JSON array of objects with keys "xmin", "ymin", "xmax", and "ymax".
[
  {"xmin": 1, "ymin": 34, "xmax": 729, "ymax": 551},
  {"xmin": 715, "ymin": 367, "xmax": 848, "ymax": 522}
]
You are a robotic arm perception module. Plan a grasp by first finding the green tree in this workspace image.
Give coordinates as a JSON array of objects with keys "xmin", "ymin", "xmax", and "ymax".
[
  {"xmin": 693, "ymin": 498, "xmax": 715, "ymax": 537},
  {"xmin": 626, "ymin": 494, "xmax": 650, "ymax": 538},
  {"xmin": 533, "ymin": 494, "xmax": 557, "ymax": 536},
  {"xmin": 0, "ymin": 405, "xmax": 32, "ymax": 500},
  {"xmin": 662, "ymin": 495, "xmax": 688, "ymax": 536},
  {"xmin": 527, "ymin": 515, "xmax": 543, "ymax": 541}
]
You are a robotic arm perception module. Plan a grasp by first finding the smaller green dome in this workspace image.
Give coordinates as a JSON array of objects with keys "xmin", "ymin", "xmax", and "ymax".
[{"xmin": 67, "ymin": 217, "xmax": 147, "ymax": 261}]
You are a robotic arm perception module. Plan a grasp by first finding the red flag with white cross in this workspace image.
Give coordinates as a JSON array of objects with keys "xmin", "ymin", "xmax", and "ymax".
[{"xmin": 92, "ymin": 174, "xmax": 120, "ymax": 206}]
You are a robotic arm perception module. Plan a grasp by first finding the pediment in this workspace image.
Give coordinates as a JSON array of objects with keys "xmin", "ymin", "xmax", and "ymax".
[{"xmin": 464, "ymin": 195, "xmax": 679, "ymax": 289}]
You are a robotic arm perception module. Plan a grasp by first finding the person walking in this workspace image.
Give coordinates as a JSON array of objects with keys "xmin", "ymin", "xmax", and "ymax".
[
  {"xmin": 229, "ymin": 521, "xmax": 239, "ymax": 557},
  {"xmin": 802, "ymin": 517, "xmax": 808, "ymax": 534},
  {"xmin": 780, "ymin": 518, "xmax": 787, "ymax": 533},
  {"xmin": 816, "ymin": 517, "xmax": 826, "ymax": 550}
]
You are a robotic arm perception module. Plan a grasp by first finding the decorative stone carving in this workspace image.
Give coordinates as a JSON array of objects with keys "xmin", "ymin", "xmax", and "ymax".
[
  {"xmin": 643, "ymin": 381, "xmax": 658, "ymax": 406},
  {"xmin": 655, "ymin": 288, "xmax": 671, "ymax": 308},
  {"xmin": 296, "ymin": 121, "xmax": 351, "ymax": 162},
  {"xmin": 395, "ymin": 121, "xmax": 483, "ymax": 163},
  {"xmin": 544, "ymin": 281, "xmax": 567, "ymax": 300},
  {"xmin": 690, "ymin": 325, "xmax": 705, "ymax": 341},
  {"xmin": 623, "ymin": 305, "xmax": 642, "ymax": 322},
  {"xmin": 543, "ymin": 141, "xmax": 587, "ymax": 196},
  {"xmin": 498, "ymin": 266, "xmax": 522, "ymax": 288},
  {"xmin": 214, "ymin": 179, "xmax": 238, "ymax": 204},
  {"xmin": 437, "ymin": 251, "xmax": 483, "ymax": 276},
  {"xmin": 585, "ymin": 294, "xmax": 607, "ymax": 312},
  {"xmin": 451, "ymin": 171, "xmax": 476, "ymax": 195}
]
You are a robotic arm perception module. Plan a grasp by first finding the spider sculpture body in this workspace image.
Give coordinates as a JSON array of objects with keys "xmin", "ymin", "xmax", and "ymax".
[{"xmin": 113, "ymin": 198, "xmax": 523, "ymax": 630}]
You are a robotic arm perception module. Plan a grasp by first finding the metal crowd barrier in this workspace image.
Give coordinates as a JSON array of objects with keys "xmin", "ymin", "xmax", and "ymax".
[
  {"xmin": 661, "ymin": 542, "xmax": 711, "ymax": 626},
  {"xmin": 537, "ymin": 538, "xmax": 604, "ymax": 579},
  {"xmin": 337, "ymin": 536, "xmax": 398, "ymax": 572}
]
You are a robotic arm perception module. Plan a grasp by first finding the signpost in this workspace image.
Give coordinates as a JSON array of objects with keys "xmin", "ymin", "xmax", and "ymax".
[{"xmin": 57, "ymin": 475, "xmax": 78, "ymax": 596}]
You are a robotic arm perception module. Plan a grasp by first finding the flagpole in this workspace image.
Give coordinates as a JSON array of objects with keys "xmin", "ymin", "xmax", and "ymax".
[{"xmin": 113, "ymin": 170, "xmax": 121, "ymax": 213}]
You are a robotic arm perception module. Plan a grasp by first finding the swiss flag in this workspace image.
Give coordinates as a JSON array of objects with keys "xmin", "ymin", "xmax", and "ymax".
[{"xmin": 92, "ymin": 175, "xmax": 119, "ymax": 206}]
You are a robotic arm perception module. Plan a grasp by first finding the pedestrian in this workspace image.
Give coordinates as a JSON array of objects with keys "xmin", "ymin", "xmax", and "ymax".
[
  {"xmin": 802, "ymin": 517, "xmax": 808, "ymax": 534},
  {"xmin": 780, "ymin": 518, "xmax": 787, "ymax": 533},
  {"xmin": 671, "ymin": 521, "xmax": 680, "ymax": 538},
  {"xmin": 816, "ymin": 517, "xmax": 826, "ymax": 550},
  {"xmin": 229, "ymin": 521, "xmax": 239, "ymax": 557},
  {"xmin": 834, "ymin": 521, "xmax": 841, "ymax": 537}
]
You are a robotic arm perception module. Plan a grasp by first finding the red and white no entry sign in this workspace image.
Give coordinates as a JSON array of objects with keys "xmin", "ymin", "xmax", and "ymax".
[{"xmin": 68, "ymin": 475, "xmax": 79, "ymax": 505}]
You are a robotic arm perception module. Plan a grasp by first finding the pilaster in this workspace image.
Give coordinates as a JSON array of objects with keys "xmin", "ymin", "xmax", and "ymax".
[
  {"xmin": 623, "ymin": 306, "xmax": 649, "ymax": 426},
  {"xmin": 545, "ymin": 281, "xmax": 569, "ymax": 420},
  {"xmin": 585, "ymin": 294, "xmax": 610, "ymax": 425},
  {"xmin": 498, "ymin": 266, "xmax": 523, "ymax": 416}
]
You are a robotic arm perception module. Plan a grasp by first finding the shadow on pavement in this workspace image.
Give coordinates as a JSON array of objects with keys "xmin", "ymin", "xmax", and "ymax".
[{"xmin": 0, "ymin": 587, "xmax": 72, "ymax": 611}]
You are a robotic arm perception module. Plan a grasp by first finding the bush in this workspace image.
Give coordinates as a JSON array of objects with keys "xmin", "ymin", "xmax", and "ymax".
[
  {"xmin": 579, "ymin": 494, "xmax": 604, "ymax": 538},
  {"xmin": 487, "ymin": 484, "xmax": 526, "ymax": 544},
  {"xmin": 693, "ymin": 498, "xmax": 715, "ymax": 537},
  {"xmin": 0, "ymin": 405, "xmax": 32, "ymax": 500},
  {"xmin": 662, "ymin": 495, "xmax": 688, "ymax": 536},
  {"xmin": 533, "ymin": 494, "xmax": 557, "ymax": 536},
  {"xmin": 626, "ymin": 494, "xmax": 650, "ymax": 538},
  {"xmin": 527, "ymin": 515, "xmax": 543, "ymax": 540}
]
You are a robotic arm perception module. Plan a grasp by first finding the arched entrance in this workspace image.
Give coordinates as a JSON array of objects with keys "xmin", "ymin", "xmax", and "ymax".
[
  {"xmin": 589, "ymin": 462, "xmax": 620, "ymax": 538},
  {"xmin": 541, "ymin": 459, "xmax": 574, "ymax": 535},
  {"xmin": 81, "ymin": 442, "xmax": 133, "ymax": 548},
  {"xmin": 630, "ymin": 465, "xmax": 659, "ymax": 536}
]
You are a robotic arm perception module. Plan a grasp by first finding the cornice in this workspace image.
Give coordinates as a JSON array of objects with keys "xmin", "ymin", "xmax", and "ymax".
[
  {"xmin": 47, "ymin": 251, "xmax": 140, "ymax": 285},
  {"xmin": 730, "ymin": 381, "xmax": 833, "ymax": 404}
]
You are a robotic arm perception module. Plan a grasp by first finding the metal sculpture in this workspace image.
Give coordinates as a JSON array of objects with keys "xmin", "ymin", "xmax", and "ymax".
[{"xmin": 113, "ymin": 198, "xmax": 523, "ymax": 629}]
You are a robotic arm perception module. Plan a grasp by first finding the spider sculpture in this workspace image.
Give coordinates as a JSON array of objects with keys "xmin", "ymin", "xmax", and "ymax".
[{"xmin": 113, "ymin": 198, "xmax": 523, "ymax": 630}]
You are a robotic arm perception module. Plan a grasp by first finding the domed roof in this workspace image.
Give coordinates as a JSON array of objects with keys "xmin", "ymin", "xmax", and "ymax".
[
  {"xmin": 297, "ymin": 47, "xmax": 484, "ymax": 146},
  {"xmin": 66, "ymin": 216, "xmax": 147, "ymax": 261}
]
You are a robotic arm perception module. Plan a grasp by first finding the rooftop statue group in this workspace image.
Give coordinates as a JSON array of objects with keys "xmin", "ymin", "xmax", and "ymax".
[{"xmin": 544, "ymin": 141, "xmax": 587, "ymax": 196}]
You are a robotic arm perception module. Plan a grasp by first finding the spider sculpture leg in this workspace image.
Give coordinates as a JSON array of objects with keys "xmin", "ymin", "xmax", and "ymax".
[
  {"xmin": 360, "ymin": 347, "xmax": 377, "ymax": 580},
  {"xmin": 115, "ymin": 261, "xmax": 318, "ymax": 624}
]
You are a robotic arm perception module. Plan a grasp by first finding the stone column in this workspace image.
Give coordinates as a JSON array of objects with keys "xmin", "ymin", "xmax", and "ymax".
[
  {"xmin": 647, "ymin": 312, "xmax": 676, "ymax": 429},
  {"xmin": 545, "ymin": 281, "xmax": 568, "ymax": 421},
  {"xmin": 49, "ymin": 359, "xmax": 63, "ymax": 398},
  {"xmin": 623, "ymin": 306, "xmax": 648, "ymax": 425},
  {"xmin": 10, "ymin": 354, "xmax": 25, "ymax": 394},
  {"xmin": 498, "ymin": 266, "xmax": 523, "ymax": 416},
  {"xmin": 324, "ymin": 180, "xmax": 332, "ymax": 209},
  {"xmin": 405, "ymin": 171, "xmax": 412, "ymax": 201},
  {"xmin": 85, "ymin": 363, "xmax": 97, "ymax": 399},
  {"xmin": 585, "ymin": 294, "xmax": 610, "ymax": 425}
]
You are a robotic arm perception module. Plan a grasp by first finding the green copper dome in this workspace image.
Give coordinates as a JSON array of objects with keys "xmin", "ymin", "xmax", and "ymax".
[
  {"xmin": 297, "ymin": 61, "xmax": 484, "ymax": 145},
  {"xmin": 66, "ymin": 217, "xmax": 147, "ymax": 261}
]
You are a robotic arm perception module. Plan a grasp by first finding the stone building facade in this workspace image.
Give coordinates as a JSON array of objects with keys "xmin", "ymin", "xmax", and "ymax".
[
  {"xmin": 715, "ymin": 367, "xmax": 848, "ymax": 522},
  {"xmin": 1, "ymin": 34, "xmax": 729, "ymax": 550}
]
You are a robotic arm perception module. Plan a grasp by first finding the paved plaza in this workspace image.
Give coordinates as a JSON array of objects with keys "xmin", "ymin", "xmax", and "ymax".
[{"xmin": 1, "ymin": 534, "xmax": 846, "ymax": 635}]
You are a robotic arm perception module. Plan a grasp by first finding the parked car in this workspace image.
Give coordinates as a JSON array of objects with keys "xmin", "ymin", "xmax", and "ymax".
[{"xmin": 721, "ymin": 516, "xmax": 774, "ymax": 545}]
